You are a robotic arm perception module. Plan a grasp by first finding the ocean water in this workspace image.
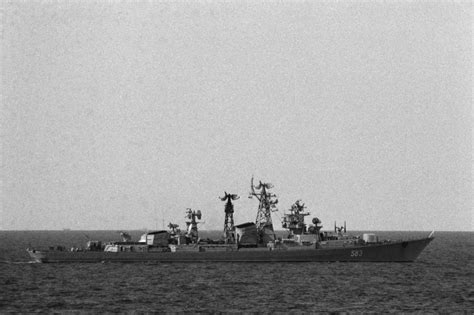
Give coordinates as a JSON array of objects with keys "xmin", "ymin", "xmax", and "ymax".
[{"xmin": 0, "ymin": 230, "xmax": 472, "ymax": 313}]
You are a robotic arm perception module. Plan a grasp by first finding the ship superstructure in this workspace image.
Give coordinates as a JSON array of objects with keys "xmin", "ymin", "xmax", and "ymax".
[{"xmin": 282, "ymin": 199, "xmax": 310, "ymax": 236}]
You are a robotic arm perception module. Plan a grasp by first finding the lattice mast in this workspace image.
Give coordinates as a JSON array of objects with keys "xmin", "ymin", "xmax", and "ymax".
[
  {"xmin": 220, "ymin": 192, "xmax": 239, "ymax": 244},
  {"xmin": 249, "ymin": 177, "xmax": 278, "ymax": 244}
]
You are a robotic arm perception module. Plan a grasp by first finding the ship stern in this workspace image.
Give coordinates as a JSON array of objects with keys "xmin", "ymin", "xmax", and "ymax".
[{"xmin": 26, "ymin": 249, "xmax": 47, "ymax": 263}]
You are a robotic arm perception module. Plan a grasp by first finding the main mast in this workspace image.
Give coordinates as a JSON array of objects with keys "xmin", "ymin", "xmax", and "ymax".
[{"xmin": 249, "ymin": 177, "xmax": 278, "ymax": 244}]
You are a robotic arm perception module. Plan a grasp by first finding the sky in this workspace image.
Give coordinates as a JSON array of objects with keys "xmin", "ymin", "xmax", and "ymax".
[{"xmin": 2, "ymin": 1, "xmax": 472, "ymax": 232}]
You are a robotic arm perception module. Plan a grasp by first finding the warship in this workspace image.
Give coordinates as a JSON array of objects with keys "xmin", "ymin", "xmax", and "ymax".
[{"xmin": 27, "ymin": 177, "xmax": 434, "ymax": 263}]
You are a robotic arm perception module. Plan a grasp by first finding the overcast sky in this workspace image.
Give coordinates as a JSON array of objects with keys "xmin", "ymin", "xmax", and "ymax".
[{"xmin": 2, "ymin": 1, "xmax": 472, "ymax": 231}]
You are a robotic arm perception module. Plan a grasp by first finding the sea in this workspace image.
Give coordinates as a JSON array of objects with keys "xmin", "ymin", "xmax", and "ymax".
[{"xmin": 0, "ymin": 230, "xmax": 472, "ymax": 313}]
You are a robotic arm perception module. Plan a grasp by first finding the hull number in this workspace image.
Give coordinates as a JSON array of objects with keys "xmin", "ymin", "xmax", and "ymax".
[{"xmin": 350, "ymin": 250, "xmax": 363, "ymax": 257}]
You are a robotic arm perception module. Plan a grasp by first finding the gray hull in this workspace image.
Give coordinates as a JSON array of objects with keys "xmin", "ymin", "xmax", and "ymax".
[{"xmin": 27, "ymin": 236, "xmax": 433, "ymax": 263}]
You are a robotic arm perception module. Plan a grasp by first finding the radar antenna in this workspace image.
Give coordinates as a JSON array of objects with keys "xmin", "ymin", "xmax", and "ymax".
[
  {"xmin": 168, "ymin": 222, "xmax": 180, "ymax": 235},
  {"xmin": 185, "ymin": 208, "xmax": 202, "ymax": 243}
]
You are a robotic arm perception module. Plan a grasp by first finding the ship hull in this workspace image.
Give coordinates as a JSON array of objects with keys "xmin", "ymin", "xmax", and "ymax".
[{"xmin": 27, "ymin": 236, "xmax": 433, "ymax": 263}]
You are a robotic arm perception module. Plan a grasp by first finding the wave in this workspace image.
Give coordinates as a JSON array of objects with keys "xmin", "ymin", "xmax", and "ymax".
[{"xmin": 0, "ymin": 260, "xmax": 38, "ymax": 264}]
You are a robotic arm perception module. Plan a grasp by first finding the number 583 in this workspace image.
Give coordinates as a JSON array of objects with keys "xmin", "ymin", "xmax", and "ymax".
[{"xmin": 350, "ymin": 250, "xmax": 363, "ymax": 257}]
